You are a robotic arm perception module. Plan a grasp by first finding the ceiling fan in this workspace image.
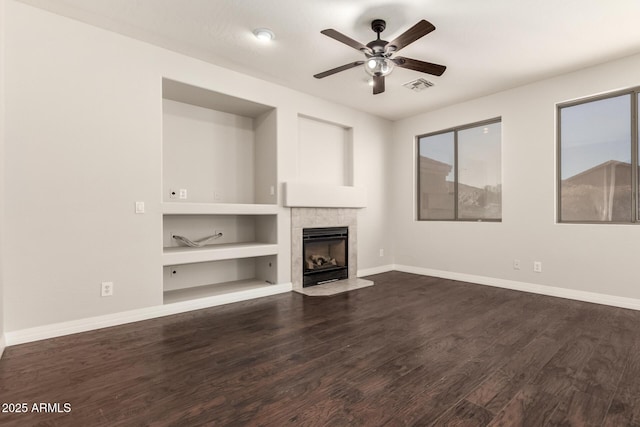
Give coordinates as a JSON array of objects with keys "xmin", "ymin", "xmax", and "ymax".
[{"xmin": 314, "ymin": 19, "xmax": 447, "ymax": 95}]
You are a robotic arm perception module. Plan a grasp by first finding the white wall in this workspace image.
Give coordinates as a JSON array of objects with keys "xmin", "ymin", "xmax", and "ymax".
[
  {"xmin": 298, "ymin": 116, "xmax": 351, "ymax": 186},
  {"xmin": 391, "ymin": 52, "xmax": 640, "ymax": 301},
  {"xmin": 254, "ymin": 110, "xmax": 278, "ymax": 206},
  {"xmin": 353, "ymin": 115, "xmax": 393, "ymax": 271},
  {"xmin": 3, "ymin": 1, "xmax": 392, "ymax": 332},
  {"xmin": 0, "ymin": 0, "xmax": 7, "ymax": 356}
]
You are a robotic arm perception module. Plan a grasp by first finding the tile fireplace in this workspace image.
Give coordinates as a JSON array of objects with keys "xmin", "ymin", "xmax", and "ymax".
[{"xmin": 291, "ymin": 208, "xmax": 358, "ymax": 291}]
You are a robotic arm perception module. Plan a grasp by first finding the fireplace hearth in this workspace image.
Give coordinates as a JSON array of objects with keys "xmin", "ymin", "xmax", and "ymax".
[{"xmin": 303, "ymin": 227, "xmax": 348, "ymax": 287}]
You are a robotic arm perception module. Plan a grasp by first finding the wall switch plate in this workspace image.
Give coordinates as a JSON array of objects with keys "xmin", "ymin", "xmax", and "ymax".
[
  {"xmin": 534, "ymin": 261, "xmax": 542, "ymax": 273},
  {"xmin": 513, "ymin": 259, "xmax": 521, "ymax": 270},
  {"xmin": 135, "ymin": 201, "xmax": 145, "ymax": 214},
  {"xmin": 179, "ymin": 189, "xmax": 187, "ymax": 199},
  {"xmin": 379, "ymin": 248, "xmax": 384, "ymax": 257},
  {"xmin": 101, "ymin": 281, "xmax": 114, "ymax": 297},
  {"xmin": 270, "ymin": 185, "xmax": 275, "ymax": 196}
]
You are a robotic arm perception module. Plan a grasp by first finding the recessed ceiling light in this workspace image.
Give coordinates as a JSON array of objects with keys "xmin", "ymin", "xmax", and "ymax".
[{"xmin": 253, "ymin": 28, "xmax": 275, "ymax": 42}]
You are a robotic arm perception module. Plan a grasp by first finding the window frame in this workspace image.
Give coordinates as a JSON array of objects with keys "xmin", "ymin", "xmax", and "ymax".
[
  {"xmin": 557, "ymin": 88, "xmax": 640, "ymax": 224},
  {"xmin": 416, "ymin": 117, "xmax": 502, "ymax": 222}
]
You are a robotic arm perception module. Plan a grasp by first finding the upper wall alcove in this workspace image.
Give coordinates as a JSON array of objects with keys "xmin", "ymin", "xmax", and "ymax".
[
  {"xmin": 162, "ymin": 79, "xmax": 277, "ymax": 206},
  {"xmin": 284, "ymin": 114, "xmax": 366, "ymax": 208}
]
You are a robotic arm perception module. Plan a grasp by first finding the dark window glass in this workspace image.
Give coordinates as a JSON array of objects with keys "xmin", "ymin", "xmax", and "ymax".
[
  {"xmin": 418, "ymin": 132, "xmax": 455, "ymax": 220},
  {"xmin": 418, "ymin": 119, "xmax": 501, "ymax": 221},
  {"xmin": 559, "ymin": 94, "xmax": 632, "ymax": 222},
  {"xmin": 458, "ymin": 122, "xmax": 502, "ymax": 220}
]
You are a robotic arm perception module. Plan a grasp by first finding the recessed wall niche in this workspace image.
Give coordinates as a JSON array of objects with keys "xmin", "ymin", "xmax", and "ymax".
[
  {"xmin": 297, "ymin": 115, "xmax": 354, "ymax": 186},
  {"xmin": 162, "ymin": 79, "xmax": 277, "ymax": 205}
]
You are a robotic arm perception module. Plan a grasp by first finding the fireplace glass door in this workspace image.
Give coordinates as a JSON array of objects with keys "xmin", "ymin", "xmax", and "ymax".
[{"xmin": 302, "ymin": 227, "xmax": 348, "ymax": 286}]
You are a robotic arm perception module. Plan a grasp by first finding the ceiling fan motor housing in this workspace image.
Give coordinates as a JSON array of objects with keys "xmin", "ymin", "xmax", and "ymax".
[{"xmin": 371, "ymin": 19, "xmax": 386, "ymax": 34}]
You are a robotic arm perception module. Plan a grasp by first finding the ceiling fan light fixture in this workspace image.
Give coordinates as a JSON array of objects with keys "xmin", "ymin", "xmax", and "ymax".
[
  {"xmin": 364, "ymin": 57, "xmax": 394, "ymax": 76},
  {"xmin": 314, "ymin": 19, "xmax": 445, "ymax": 95},
  {"xmin": 253, "ymin": 28, "xmax": 275, "ymax": 41}
]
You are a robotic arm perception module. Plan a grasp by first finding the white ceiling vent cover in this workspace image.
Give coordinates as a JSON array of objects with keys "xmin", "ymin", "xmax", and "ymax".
[{"xmin": 403, "ymin": 78, "xmax": 435, "ymax": 92}]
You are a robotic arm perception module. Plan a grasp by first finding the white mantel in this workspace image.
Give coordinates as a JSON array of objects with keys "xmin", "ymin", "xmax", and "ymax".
[{"xmin": 283, "ymin": 182, "xmax": 366, "ymax": 208}]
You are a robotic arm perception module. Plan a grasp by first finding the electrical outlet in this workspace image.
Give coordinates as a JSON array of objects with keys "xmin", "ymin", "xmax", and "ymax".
[
  {"xmin": 170, "ymin": 267, "xmax": 178, "ymax": 276},
  {"xmin": 179, "ymin": 189, "xmax": 187, "ymax": 199},
  {"xmin": 269, "ymin": 185, "xmax": 275, "ymax": 196},
  {"xmin": 169, "ymin": 189, "xmax": 177, "ymax": 199},
  {"xmin": 513, "ymin": 259, "xmax": 521, "ymax": 270},
  {"xmin": 379, "ymin": 248, "xmax": 384, "ymax": 257},
  {"xmin": 534, "ymin": 261, "xmax": 542, "ymax": 273},
  {"xmin": 101, "ymin": 281, "xmax": 114, "ymax": 297}
]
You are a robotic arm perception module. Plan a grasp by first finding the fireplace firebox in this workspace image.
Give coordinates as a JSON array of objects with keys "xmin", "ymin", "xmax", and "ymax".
[{"xmin": 302, "ymin": 227, "xmax": 348, "ymax": 287}]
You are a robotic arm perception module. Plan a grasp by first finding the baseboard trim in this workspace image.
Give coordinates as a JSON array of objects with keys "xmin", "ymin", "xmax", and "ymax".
[
  {"xmin": 358, "ymin": 264, "xmax": 395, "ymax": 277},
  {"xmin": 0, "ymin": 334, "xmax": 6, "ymax": 359},
  {"xmin": 10, "ymin": 265, "xmax": 640, "ymax": 347},
  {"xmin": 5, "ymin": 283, "xmax": 292, "ymax": 347},
  {"xmin": 394, "ymin": 264, "xmax": 640, "ymax": 311}
]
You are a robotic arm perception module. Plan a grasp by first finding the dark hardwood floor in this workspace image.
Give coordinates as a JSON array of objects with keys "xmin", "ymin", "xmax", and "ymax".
[{"xmin": 2, "ymin": 271, "xmax": 640, "ymax": 426}]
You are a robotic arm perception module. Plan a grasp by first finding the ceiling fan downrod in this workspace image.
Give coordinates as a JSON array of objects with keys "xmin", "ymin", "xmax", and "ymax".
[{"xmin": 371, "ymin": 19, "xmax": 386, "ymax": 40}]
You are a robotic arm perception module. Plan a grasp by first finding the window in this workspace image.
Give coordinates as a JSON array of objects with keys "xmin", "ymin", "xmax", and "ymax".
[
  {"xmin": 558, "ymin": 90, "xmax": 638, "ymax": 223},
  {"xmin": 417, "ymin": 118, "xmax": 502, "ymax": 221}
]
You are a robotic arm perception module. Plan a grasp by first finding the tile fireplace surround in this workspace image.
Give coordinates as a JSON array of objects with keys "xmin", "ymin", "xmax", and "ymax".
[{"xmin": 291, "ymin": 208, "xmax": 358, "ymax": 291}]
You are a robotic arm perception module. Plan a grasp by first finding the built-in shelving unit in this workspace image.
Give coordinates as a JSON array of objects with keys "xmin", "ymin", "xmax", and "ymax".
[
  {"xmin": 162, "ymin": 202, "xmax": 278, "ymax": 215},
  {"xmin": 163, "ymin": 242, "xmax": 278, "ymax": 265},
  {"xmin": 163, "ymin": 278, "xmax": 276, "ymax": 305},
  {"xmin": 161, "ymin": 78, "xmax": 282, "ymax": 305}
]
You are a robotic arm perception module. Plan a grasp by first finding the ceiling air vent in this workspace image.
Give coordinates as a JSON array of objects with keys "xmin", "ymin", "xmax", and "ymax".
[{"xmin": 403, "ymin": 78, "xmax": 434, "ymax": 92}]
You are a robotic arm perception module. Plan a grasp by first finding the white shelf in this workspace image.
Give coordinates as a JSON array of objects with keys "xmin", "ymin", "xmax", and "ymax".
[
  {"xmin": 163, "ymin": 278, "xmax": 275, "ymax": 304},
  {"xmin": 163, "ymin": 242, "xmax": 278, "ymax": 266},
  {"xmin": 162, "ymin": 202, "xmax": 278, "ymax": 215}
]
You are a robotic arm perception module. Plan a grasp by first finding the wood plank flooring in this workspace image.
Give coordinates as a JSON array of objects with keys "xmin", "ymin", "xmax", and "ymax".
[{"xmin": 1, "ymin": 271, "xmax": 640, "ymax": 426}]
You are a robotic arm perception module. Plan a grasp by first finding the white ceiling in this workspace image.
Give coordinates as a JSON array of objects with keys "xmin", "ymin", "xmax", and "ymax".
[{"xmin": 18, "ymin": 0, "xmax": 640, "ymax": 120}]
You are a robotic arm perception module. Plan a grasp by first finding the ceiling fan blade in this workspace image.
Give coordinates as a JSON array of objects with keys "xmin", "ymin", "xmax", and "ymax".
[
  {"xmin": 321, "ymin": 29, "xmax": 373, "ymax": 55},
  {"xmin": 393, "ymin": 57, "xmax": 446, "ymax": 76},
  {"xmin": 373, "ymin": 75, "xmax": 385, "ymax": 95},
  {"xmin": 314, "ymin": 61, "xmax": 365, "ymax": 79},
  {"xmin": 386, "ymin": 20, "xmax": 436, "ymax": 53}
]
